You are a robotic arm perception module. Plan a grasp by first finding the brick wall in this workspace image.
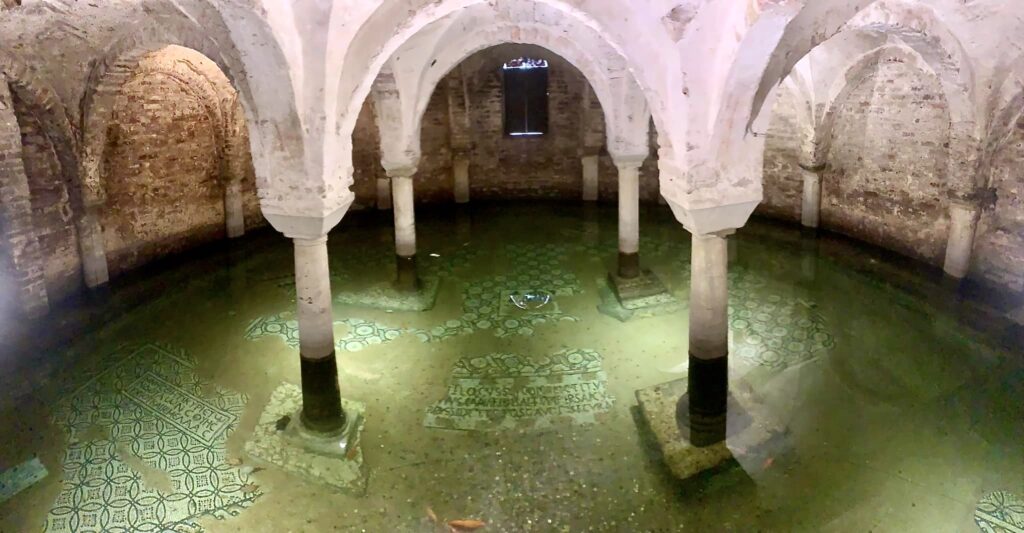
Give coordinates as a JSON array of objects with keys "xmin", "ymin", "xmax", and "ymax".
[
  {"xmin": 823, "ymin": 57, "xmax": 951, "ymax": 265},
  {"xmin": 759, "ymin": 86, "xmax": 803, "ymax": 222},
  {"xmin": 99, "ymin": 50, "xmax": 259, "ymax": 277},
  {"xmin": 350, "ymin": 45, "xmax": 659, "ymax": 206},
  {"xmin": 973, "ymin": 113, "xmax": 1024, "ymax": 291},
  {"xmin": 11, "ymin": 89, "xmax": 82, "ymax": 300}
]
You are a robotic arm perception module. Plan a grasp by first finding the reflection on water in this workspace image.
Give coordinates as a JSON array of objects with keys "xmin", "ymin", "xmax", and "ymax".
[{"xmin": 1, "ymin": 202, "xmax": 1021, "ymax": 532}]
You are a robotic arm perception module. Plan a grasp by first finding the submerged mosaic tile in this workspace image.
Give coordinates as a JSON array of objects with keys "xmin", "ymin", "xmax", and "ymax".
[
  {"xmin": 245, "ymin": 313, "xmax": 404, "ymax": 353},
  {"xmin": 975, "ymin": 491, "xmax": 1024, "ymax": 533},
  {"xmin": 0, "ymin": 457, "xmax": 47, "ymax": 504},
  {"xmin": 424, "ymin": 349, "xmax": 614, "ymax": 432},
  {"xmin": 411, "ymin": 276, "xmax": 581, "ymax": 342},
  {"xmin": 45, "ymin": 343, "xmax": 257, "ymax": 533}
]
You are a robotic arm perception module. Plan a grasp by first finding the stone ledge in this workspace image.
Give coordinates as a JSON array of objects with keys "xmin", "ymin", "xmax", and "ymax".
[
  {"xmin": 635, "ymin": 378, "xmax": 782, "ymax": 480},
  {"xmin": 244, "ymin": 383, "xmax": 367, "ymax": 495},
  {"xmin": 599, "ymin": 272, "xmax": 681, "ymax": 322}
]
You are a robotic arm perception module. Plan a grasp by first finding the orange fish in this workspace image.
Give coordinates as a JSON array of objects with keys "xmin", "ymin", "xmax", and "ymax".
[
  {"xmin": 448, "ymin": 519, "xmax": 487, "ymax": 531},
  {"xmin": 426, "ymin": 506, "xmax": 438, "ymax": 524},
  {"xmin": 762, "ymin": 457, "xmax": 775, "ymax": 469}
]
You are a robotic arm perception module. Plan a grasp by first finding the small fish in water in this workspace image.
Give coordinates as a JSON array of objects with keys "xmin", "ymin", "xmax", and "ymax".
[
  {"xmin": 448, "ymin": 519, "xmax": 486, "ymax": 531},
  {"xmin": 240, "ymin": 483, "xmax": 259, "ymax": 494},
  {"xmin": 275, "ymin": 415, "xmax": 291, "ymax": 431},
  {"xmin": 425, "ymin": 506, "xmax": 438, "ymax": 524},
  {"xmin": 762, "ymin": 457, "xmax": 775, "ymax": 469},
  {"xmin": 345, "ymin": 444, "xmax": 359, "ymax": 461},
  {"xmin": 226, "ymin": 457, "xmax": 243, "ymax": 466}
]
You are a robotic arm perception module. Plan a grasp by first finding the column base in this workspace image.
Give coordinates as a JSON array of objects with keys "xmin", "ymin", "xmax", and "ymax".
[
  {"xmin": 617, "ymin": 252, "xmax": 641, "ymax": 279},
  {"xmin": 635, "ymin": 377, "xmax": 783, "ymax": 482},
  {"xmin": 299, "ymin": 353, "xmax": 346, "ymax": 434},
  {"xmin": 395, "ymin": 254, "xmax": 420, "ymax": 293},
  {"xmin": 245, "ymin": 382, "xmax": 368, "ymax": 494}
]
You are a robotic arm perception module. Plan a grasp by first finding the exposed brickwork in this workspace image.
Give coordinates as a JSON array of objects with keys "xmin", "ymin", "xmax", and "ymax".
[
  {"xmin": 0, "ymin": 80, "xmax": 48, "ymax": 316},
  {"xmin": 973, "ymin": 112, "xmax": 1024, "ymax": 291},
  {"xmin": 351, "ymin": 45, "xmax": 658, "ymax": 206},
  {"xmin": 759, "ymin": 86, "xmax": 803, "ymax": 222},
  {"xmin": 11, "ymin": 89, "xmax": 82, "ymax": 300},
  {"xmin": 99, "ymin": 50, "xmax": 259, "ymax": 277}
]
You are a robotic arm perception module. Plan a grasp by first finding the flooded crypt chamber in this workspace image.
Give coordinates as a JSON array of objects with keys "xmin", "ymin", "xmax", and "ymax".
[{"xmin": 0, "ymin": 1, "xmax": 1023, "ymax": 532}]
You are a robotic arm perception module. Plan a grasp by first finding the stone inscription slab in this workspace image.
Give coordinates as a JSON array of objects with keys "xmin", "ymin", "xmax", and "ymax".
[
  {"xmin": 125, "ymin": 372, "xmax": 234, "ymax": 446},
  {"xmin": 424, "ymin": 349, "xmax": 614, "ymax": 432}
]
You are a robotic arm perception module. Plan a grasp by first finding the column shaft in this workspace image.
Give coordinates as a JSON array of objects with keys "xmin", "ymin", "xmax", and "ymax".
[
  {"xmin": 943, "ymin": 202, "xmax": 979, "ymax": 279},
  {"xmin": 617, "ymin": 164, "xmax": 641, "ymax": 278},
  {"xmin": 77, "ymin": 210, "xmax": 110, "ymax": 288},
  {"xmin": 224, "ymin": 180, "xmax": 245, "ymax": 238},
  {"xmin": 453, "ymin": 156, "xmax": 470, "ymax": 204},
  {"xmin": 581, "ymin": 155, "xmax": 599, "ymax": 202},
  {"xmin": 686, "ymin": 232, "xmax": 730, "ymax": 447},
  {"xmin": 293, "ymin": 236, "xmax": 345, "ymax": 433},
  {"xmin": 800, "ymin": 167, "xmax": 822, "ymax": 229},
  {"xmin": 391, "ymin": 175, "xmax": 419, "ymax": 291}
]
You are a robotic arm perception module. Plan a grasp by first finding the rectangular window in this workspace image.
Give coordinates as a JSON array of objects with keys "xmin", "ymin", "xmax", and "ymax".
[{"xmin": 503, "ymin": 58, "xmax": 548, "ymax": 136}]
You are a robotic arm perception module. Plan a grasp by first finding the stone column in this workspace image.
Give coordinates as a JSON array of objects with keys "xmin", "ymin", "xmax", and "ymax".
[
  {"xmin": 76, "ymin": 209, "xmax": 109, "ymax": 288},
  {"xmin": 682, "ymin": 230, "xmax": 731, "ymax": 447},
  {"xmin": 800, "ymin": 162, "xmax": 825, "ymax": 230},
  {"xmin": 616, "ymin": 158, "xmax": 644, "ymax": 279},
  {"xmin": 943, "ymin": 200, "xmax": 980, "ymax": 279},
  {"xmin": 389, "ymin": 167, "xmax": 419, "ymax": 291},
  {"xmin": 224, "ymin": 180, "xmax": 245, "ymax": 238},
  {"xmin": 376, "ymin": 177, "xmax": 392, "ymax": 210},
  {"xmin": 581, "ymin": 154, "xmax": 599, "ymax": 202},
  {"xmin": 453, "ymin": 154, "xmax": 470, "ymax": 204},
  {"xmin": 292, "ymin": 236, "xmax": 346, "ymax": 433}
]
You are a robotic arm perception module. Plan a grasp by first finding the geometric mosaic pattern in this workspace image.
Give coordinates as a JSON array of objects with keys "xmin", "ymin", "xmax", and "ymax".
[
  {"xmin": 244, "ymin": 313, "xmax": 405, "ymax": 353},
  {"xmin": 424, "ymin": 349, "xmax": 614, "ymax": 432},
  {"xmin": 727, "ymin": 268, "xmax": 835, "ymax": 369},
  {"xmin": 975, "ymin": 491, "xmax": 1024, "ymax": 533},
  {"xmin": 45, "ymin": 343, "xmax": 257, "ymax": 533}
]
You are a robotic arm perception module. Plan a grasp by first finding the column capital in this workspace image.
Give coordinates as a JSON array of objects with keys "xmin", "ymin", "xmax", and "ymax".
[
  {"xmin": 263, "ymin": 200, "xmax": 351, "ymax": 241},
  {"xmin": 610, "ymin": 153, "xmax": 647, "ymax": 170},
  {"xmin": 798, "ymin": 161, "xmax": 827, "ymax": 173},
  {"xmin": 383, "ymin": 165, "xmax": 417, "ymax": 179}
]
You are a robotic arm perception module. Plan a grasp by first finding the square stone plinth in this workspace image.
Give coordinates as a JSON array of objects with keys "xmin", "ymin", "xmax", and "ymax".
[
  {"xmin": 608, "ymin": 270, "xmax": 672, "ymax": 310},
  {"xmin": 598, "ymin": 273, "xmax": 681, "ymax": 322},
  {"xmin": 244, "ymin": 383, "xmax": 367, "ymax": 494},
  {"xmin": 635, "ymin": 379, "xmax": 782, "ymax": 481},
  {"xmin": 335, "ymin": 276, "xmax": 440, "ymax": 312}
]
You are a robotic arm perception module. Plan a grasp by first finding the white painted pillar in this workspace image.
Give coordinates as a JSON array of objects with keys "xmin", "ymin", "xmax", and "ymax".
[
  {"xmin": 293, "ymin": 235, "xmax": 346, "ymax": 432},
  {"xmin": 224, "ymin": 180, "xmax": 245, "ymax": 238},
  {"xmin": 453, "ymin": 155, "xmax": 470, "ymax": 204},
  {"xmin": 77, "ymin": 210, "xmax": 109, "ymax": 288},
  {"xmin": 582, "ymin": 154, "xmax": 599, "ymax": 202},
  {"xmin": 376, "ymin": 177, "xmax": 392, "ymax": 210},
  {"xmin": 943, "ymin": 200, "xmax": 980, "ymax": 279},
  {"xmin": 616, "ymin": 159, "xmax": 643, "ymax": 278},
  {"xmin": 389, "ymin": 167, "xmax": 419, "ymax": 290},
  {"xmin": 686, "ymin": 230, "xmax": 732, "ymax": 447},
  {"xmin": 800, "ymin": 163, "xmax": 824, "ymax": 229}
]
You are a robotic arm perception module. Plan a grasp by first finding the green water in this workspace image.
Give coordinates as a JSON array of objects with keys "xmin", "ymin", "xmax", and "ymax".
[{"xmin": 1, "ymin": 202, "xmax": 1021, "ymax": 532}]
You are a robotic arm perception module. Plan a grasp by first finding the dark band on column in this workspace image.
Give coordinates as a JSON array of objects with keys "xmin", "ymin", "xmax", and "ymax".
[
  {"xmin": 618, "ymin": 251, "xmax": 641, "ymax": 279},
  {"xmin": 299, "ymin": 352, "xmax": 346, "ymax": 433},
  {"xmin": 395, "ymin": 254, "xmax": 420, "ymax": 292},
  {"xmin": 686, "ymin": 353, "xmax": 728, "ymax": 447}
]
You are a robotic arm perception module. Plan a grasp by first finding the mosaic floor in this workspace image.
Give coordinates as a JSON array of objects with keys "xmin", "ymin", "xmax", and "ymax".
[
  {"xmin": 1, "ymin": 203, "xmax": 1020, "ymax": 532},
  {"xmin": 44, "ymin": 343, "xmax": 257, "ymax": 532}
]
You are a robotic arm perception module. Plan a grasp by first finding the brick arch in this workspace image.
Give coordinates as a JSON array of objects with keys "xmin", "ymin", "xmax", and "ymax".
[{"xmin": 80, "ymin": 25, "xmax": 251, "ymax": 206}]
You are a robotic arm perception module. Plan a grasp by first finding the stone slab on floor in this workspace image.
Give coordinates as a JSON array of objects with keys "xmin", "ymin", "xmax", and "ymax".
[
  {"xmin": 245, "ymin": 383, "xmax": 368, "ymax": 495},
  {"xmin": 635, "ymin": 378, "xmax": 782, "ymax": 481},
  {"xmin": 335, "ymin": 275, "xmax": 440, "ymax": 312},
  {"xmin": 608, "ymin": 270, "xmax": 672, "ymax": 310},
  {"xmin": 597, "ymin": 276, "xmax": 682, "ymax": 322}
]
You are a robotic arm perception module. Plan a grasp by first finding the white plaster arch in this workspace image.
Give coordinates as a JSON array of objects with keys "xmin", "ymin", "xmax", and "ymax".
[
  {"xmin": 326, "ymin": 0, "xmax": 674, "ymax": 204},
  {"xmin": 715, "ymin": 0, "xmax": 982, "ymax": 204}
]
